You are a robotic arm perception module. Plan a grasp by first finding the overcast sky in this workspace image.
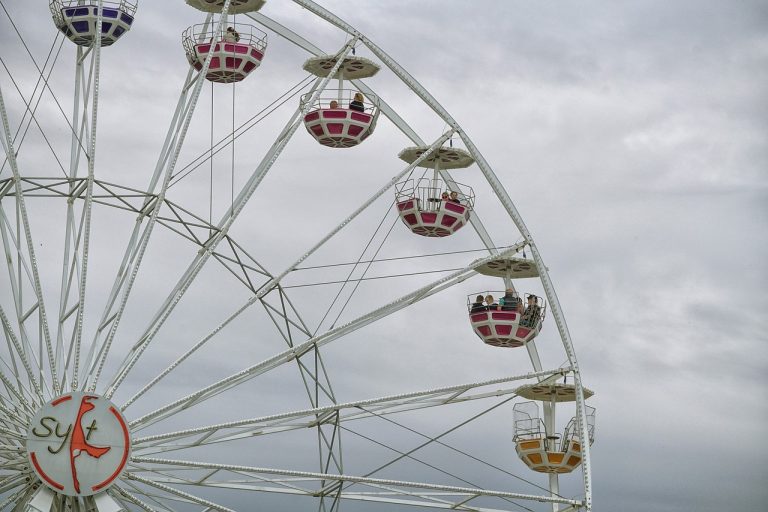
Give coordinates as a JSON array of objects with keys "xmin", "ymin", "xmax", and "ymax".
[{"xmin": 0, "ymin": 1, "xmax": 766, "ymax": 511}]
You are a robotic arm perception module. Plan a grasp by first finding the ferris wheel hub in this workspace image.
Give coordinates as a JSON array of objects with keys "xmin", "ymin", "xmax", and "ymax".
[{"xmin": 26, "ymin": 392, "xmax": 131, "ymax": 497}]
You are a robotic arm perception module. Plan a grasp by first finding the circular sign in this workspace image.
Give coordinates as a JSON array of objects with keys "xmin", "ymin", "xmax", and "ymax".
[{"xmin": 27, "ymin": 392, "xmax": 131, "ymax": 496}]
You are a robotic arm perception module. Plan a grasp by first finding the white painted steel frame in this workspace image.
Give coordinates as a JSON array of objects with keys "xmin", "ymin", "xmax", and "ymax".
[
  {"xmin": 0, "ymin": 85, "xmax": 56, "ymax": 408},
  {"xmin": 125, "ymin": 242, "xmax": 527, "ymax": 432},
  {"xmin": 126, "ymin": 459, "xmax": 583, "ymax": 510},
  {"xmin": 83, "ymin": 4, "xmax": 237, "ymax": 394},
  {"xmin": 0, "ymin": 2, "xmax": 593, "ymax": 511},
  {"xmin": 130, "ymin": 368, "xmax": 569, "ymax": 453},
  {"xmin": 101, "ymin": 36, "xmax": 357, "ymax": 399},
  {"xmin": 58, "ymin": 15, "xmax": 105, "ymax": 393}
]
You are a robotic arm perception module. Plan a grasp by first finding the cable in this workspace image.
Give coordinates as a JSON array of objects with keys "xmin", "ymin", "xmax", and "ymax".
[
  {"xmin": 350, "ymin": 396, "xmax": 568, "ymax": 501},
  {"xmin": 293, "ymin": 245, "xmax": 518, "ymax": 271},
  {"xmin": 311, "ymin": 202, "xmax": 394, "ymax": 335},
  {"xmin": 284, "ymin": 267, "xmax": 465, "ymax": 290},
  {"xmin": 328, "ymin": 214, "xmax": 398, "ymax": 329},
  {"xmin": 0, "ymin": 0, "xmax": 83, "ymax": 148},
  {"xmin": 340, "ymin": 426, "xmax": 536, "ymax": 512},
  {"xmin": 169, "ymin": 75, "xmax": 314, "ymax": 187},
  {"xmin": 231, "ymin": 68, "xmax": 235, "ymax": 215},
  {"xmin": 209, "ymin": 81, "xmax": 214, "ymax": 232},
  {"xmin": 357, "ymin": 405, "xmax": 565, "ymax": 498},
  {"xmin": 0, "ymin": 55, "xmax": 67, "ymax": 177},
  {"xmin": 0, "ymin": 33, "xmax": 66, "ymax": 176}
]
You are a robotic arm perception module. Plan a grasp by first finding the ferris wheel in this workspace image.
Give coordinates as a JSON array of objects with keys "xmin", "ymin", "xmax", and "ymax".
[{"xmin": 0, "ymin": 1, "xmax": 596, "ymax": 511}]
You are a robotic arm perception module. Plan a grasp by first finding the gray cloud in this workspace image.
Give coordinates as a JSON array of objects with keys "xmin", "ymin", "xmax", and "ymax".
[{"xmin": 0, "ymin": 1, "xmax": 766, "ymax": 511}]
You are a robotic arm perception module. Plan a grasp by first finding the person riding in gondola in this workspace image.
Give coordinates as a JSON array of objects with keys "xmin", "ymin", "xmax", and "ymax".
[
  {"xmin": 520, "ymin": 295, "xmax": 541, "ymax": 327},
  {"xmin": 349, "ymin": 92, "xmax": 365, "ymax": 112},
  {"xmin": 470, "ymin": 295, "xmax": 486, "ymax": 313},
  {"xmin": 500, "ymin": 288, "xmax": 523, "ymax": 313},
  {"xmin": 224, "ymin": 26, "xmax": 240, "ymax": 43}
]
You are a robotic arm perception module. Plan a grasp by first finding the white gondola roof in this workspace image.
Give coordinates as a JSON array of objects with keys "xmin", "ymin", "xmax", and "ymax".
[
  {"xmin": 516, "ymin": 383, "xmax": 594, "ymax": 403},
  {"xmin": 398, "ymin": 146, "xmax": 474, "ymax": 170},
  {"xmin": 474, "ymin": 257, "xmax": 538, "ymax": 278},
  {"xmin": 303, "ymin": 55, "xmax": 380, "ymax": 79},
  {"xmin": 186, "ymin": 0, "xmax": 266, "ymax": 14}
]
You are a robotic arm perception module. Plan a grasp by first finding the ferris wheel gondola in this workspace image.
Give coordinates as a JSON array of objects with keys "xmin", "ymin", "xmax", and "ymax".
[
  {"xmin": 468, "ymin": 291, "xmax": 546, "ymax": 347},
  {"xmin": 513, "ymin": 384, "xmax": 596, "ymax": 474},
  {"xmin": 301, "ymin": 54, "xmax": 380, "ymax": 147},
  {"xmin": 49, "ymin": 0, "xmax": 137, "ymax": 47},
  {"xmin": 395, "ymin": 145, "xmax": 475, "ymax": 237},
  {"xmin": 182, "ymin": 21, "xmax": 268, "ymax": 83}
]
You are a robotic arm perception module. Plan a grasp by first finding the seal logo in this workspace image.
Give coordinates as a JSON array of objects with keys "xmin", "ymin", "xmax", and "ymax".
[{"xmin": 27, "ymin": 392, "xmax": 131, "ymax": 497}]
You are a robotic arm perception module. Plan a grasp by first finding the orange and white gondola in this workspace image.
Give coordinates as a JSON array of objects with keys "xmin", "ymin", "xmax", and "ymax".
[
  {"xmin": 49, "ymin": 0, "xmax": 137, "ymax": 47},
  {"xmin": 513, "ymin": 386, "xmax": 596, "ymax": 474}
]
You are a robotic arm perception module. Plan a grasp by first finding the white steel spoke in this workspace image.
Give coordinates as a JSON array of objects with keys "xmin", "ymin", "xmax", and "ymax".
[
  {"xmin": 0, "ymin": 425, "xmax": 25, "ymax": 442},
  {"xmin": 128, "ymin": 459, "xmax": 583, "ymax": 509},
  {"xmin": 0, "ymin": 366, "xmax": 35, "ymax": 414},
  {"xmin": 0, "ymin": 305, "xmax": 42, "ymax": 399},
  {"xmin": 132, "ymin": 368, "xmax": 565, "ymax": 451},
  {"xmin": 0, "ymin": 399, "xmax": 28, "ymax": 430},
  {"xmin": 124, "ymin": 474, "xmax": 235, "ymax": 512},
  {"xmin": 113, "ymin": 483, "xmax": 178, "ymax": 512},
  {"xmin": 57, "ymin": 38, "xmax": 100, "ymax": 392},
  {"xmin": 0, "ymin": 368, "xmax": 35, "ymax": 421},
  {"xmin": 111, "ymin": 485, "xmax": 167, "ymax": 512},
  {"xmin": 0, "ymin": 473, "xmax": 28, "ymax": 496},
  {"xmin": 0, "ymin": 483, "xmax": 31, "ymax": 510},
  {"xmin": 121, "ymin": 129, "xmax": 456, "ymax": 411},
  {"xmin": 0, "ymin": 204, "xmax": 48, "ymax": 400},
  {"xmin": 127, "ymin": 242, "xmax": 525, "ymax": 431},
  {"xmin": 81, "ymin": 3, "xmax": 253, "ymax": 395},
  {"xmin": 102, "ymin": 37, "xmax": 360, "ymax": 400},
  {"xmin": 0, "ymin": 83, "xmax": 57, "ymax": 397}
]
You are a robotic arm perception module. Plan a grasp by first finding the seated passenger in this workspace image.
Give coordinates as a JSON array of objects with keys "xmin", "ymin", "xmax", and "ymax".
[
  {"xmin": 484, "ymin": 294, "xmax": 499, "ymax": 311},
  {"xmin": 349, "ymin": 92, "xmax": 365, "ymax": 112},
  {"xmin": 470, "ymin": 295, "xmax": 485, "ymax": 314},
  {"xmin": 224, "ymin": 27, "xmax": 240, "ymax": 43},
  {"xmin": 448, "ymin": 191, "xmax": 461, "ymax": 204},
  {"xmin": 500, "ymin": 288, "xmax": 522, "ymax": 312},
  {"xmin": 520, "ymin": 295, "xmax": 542, "ymax": 327},
  {"xmin": 329, "ymin": 100, "xmax": 340, "ymax": 109}
]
